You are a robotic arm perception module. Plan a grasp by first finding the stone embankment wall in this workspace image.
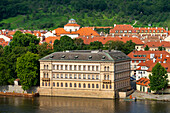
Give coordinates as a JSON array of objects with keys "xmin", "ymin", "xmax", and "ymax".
[
  {"xmin": 39, "ymin": 88, "xmax": 115, "ymax": 99},
  {"xmin": 0, "ymin": 85, "xmax": 39, "ymax": 93}
]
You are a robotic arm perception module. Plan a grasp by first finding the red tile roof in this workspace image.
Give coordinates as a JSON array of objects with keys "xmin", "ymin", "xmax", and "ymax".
[
  {"xmin": 77, "ymin": 36, "xmax": 144, "ymax": 45},
  {"xmin": 135, "ymin": 27, "xmax": 167, "ymax": 33},
  {"xmin": 110, "ymin": 24, "xmax": 135, "ymax": 33},
  {"xmin": 144, "ymin": 41, "xmax": 170, "ymax": 48},
  {"xmin": 45, "ymin": 36, "xmax": 60, "ymax": 45},
  {"xmin": 64, "ymin": 23, "xmax": 80, "ymax": 27},
  {"xmin": 128, "ymin": 50, "xmax": 170, "ymax": 59},
  {"xmin": 136, "ymin": 78, "xmax": 150, "ymax": 87},
  {"xmin": 76, "ymin": 27, "xmax": 100, "ymax": 36}
]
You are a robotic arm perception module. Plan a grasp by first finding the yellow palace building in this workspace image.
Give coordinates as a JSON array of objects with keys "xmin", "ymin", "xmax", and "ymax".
[{"xmin": 39, "ymin": 50, "xmax": 131, "ymax": 99}]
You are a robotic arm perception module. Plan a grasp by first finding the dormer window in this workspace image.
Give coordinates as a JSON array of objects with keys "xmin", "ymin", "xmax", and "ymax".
[
  {"xmin": 153, "ymin": 30, "xmax": 155, "ymax": 33},
  {"xmin": 145, "ymin": 30, "xmax": 148, "ymax": 33},
  {"xmin": 161, "ymin": 30, "xmax": 163, "ymax": 33},
  {"xmin": 102, "ymin": 56, "xmax": 106, "ymax": 60},
  {"xmin": 120, "ymin": 30, "xmax": 123, "ymax": 33},
  {"xmin": 61, "ymin": 55, "xmax": 65, "ymax": 59},
  {"xmin": 88, "ymin": 56, "xmax": 92, "ymax": 60},
  {"xmin": 115, "ymin": 30, "xmax": 118, "ymax": 33}
]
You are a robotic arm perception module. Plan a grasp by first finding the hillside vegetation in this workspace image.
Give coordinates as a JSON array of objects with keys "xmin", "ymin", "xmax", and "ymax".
[{"xmin": 0, "ymin": 0, "xmax": 169, "ymax": 30}]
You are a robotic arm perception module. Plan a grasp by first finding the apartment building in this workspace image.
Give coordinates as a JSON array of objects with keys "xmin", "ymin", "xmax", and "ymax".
[{"xmin": 39, "ymin": 50, "xmax": 131, "ymax": 99}]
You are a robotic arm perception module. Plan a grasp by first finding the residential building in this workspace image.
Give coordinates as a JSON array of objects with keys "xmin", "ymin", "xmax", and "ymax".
[
  {"xmin": 39, "ymin": 50, "xmax": 131, "ymax": 99},
  {"xmin": 128, "ymin": 50, "xmax": 170, "ymax": 78}
]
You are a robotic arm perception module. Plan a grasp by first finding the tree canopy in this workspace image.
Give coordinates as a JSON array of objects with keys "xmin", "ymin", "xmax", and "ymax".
[
  {"xmin": 16, "ymin": 51, "xmax": 40, "ymax": 90},
  {"xmin": 149, "ymin": 63, "xmax": 168, "ymax": 93},
  {"xmin": 144, "ymin": 45, "xmax": 150, "ymax": 51}
]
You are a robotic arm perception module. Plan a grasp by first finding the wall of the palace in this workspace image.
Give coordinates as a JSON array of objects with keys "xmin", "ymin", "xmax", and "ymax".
[
  {"xmin": 64, "ymin": 26, "xmax": 80, "ymax": 32},
  {"xmin": 38, "ymin": 88, "xmax": 115, "ymax": 99}
]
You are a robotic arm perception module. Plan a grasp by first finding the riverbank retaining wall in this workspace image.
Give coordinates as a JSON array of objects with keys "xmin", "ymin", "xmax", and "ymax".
[
  {"xmin": 0, "ymin": 85, "xmax": 39, "ymax": 93},
  {"xmin": 38, "ymin": 88, "xmax": 115, "ymax": 99}
]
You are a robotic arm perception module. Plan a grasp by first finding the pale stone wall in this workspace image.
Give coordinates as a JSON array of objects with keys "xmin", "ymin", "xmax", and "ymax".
[
  {"xmin": 38, "ymin": 88, "xmax": 115, "ymax": 99},
  {"xmin": 0, "ymin": 85, "xmax": 39, "ymax": 93}
]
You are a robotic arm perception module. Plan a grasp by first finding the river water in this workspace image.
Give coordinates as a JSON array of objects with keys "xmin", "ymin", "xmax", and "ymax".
[{"xmin": 0, "ymin": 96, "xmax": 169, "ymax": 113}]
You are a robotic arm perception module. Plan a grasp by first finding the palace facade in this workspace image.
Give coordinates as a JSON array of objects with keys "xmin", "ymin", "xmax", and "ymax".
[{"xmin": 39, "ymin": 50, "xmax": 131, "ymax": 99}]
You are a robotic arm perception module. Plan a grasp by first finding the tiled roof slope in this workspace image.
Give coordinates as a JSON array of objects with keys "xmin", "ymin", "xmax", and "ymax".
[
  {"xmin": 77, "ymin": 36, "xmax": 144, "ymax": 45},
  {"xmin": 136, "ymin": 78, "xmax": 150, "ymax": 86},
  {"xmin": 144, "ymin": 41, "xmax": 170, "ymax": 48},
  {"xmin": 40, "ymin": 50, "xmax": 131, "ymax": 62}
]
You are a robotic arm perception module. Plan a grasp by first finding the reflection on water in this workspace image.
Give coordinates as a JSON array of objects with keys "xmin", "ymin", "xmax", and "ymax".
[{"xmin": 0, "ymin": 96, "xmax": 169, "ymax": 113}]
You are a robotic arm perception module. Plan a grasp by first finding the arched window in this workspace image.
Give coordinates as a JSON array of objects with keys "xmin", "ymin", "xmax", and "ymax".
[
  {"xmin": 65, "ymin": 83, "xmax": 68, "ymax": 87},
  {"xmin": 104, "ymin": 75, "xmax": 106, "ymax": 80},
  {"xmin": 79, "ymin": 83, "xmax": 81, "ymax": 88},
  {"xmin": 88, "ymin": 84, "xmax": 90, "ymax": 88},
  {"xmin": 92, "ymin": 84, "xmax": 94, "ymax": 88},
  {"xmin": 106, "ymin": 85, "xmax": 108, "ymax": 89},
  {"xmin": 74, "ymin": 83, "xmax": 77, "ymax": 87},
  {"xmin": 42, "ymin": 82, "xmax": 44, "ymax": 86},
  {"xmin": 61, "ymin": 83, "xmax": 63, "ymax": 87},
  {"xmin": 45, "ymin": 82, "xmax": 47, "ymax": 86},
  {"xmin": 104, "ymin": 66, "xmax": 106, "ymax": 71},
  {"xmin": 107, "ymin": 75, "xmax": 109, "ymax": 80},
  {"xmin": 48, "ymin": 82, "xmax": 50, "ymax": 86},
  {"xmin": 107, "ymin": 66, "xmax": 109, "ymax": 71},
  {"xmin": 70, "ymin": 83, "xmax": 72, "ymax": 87},
  {"xmin": 96, "ymin": 84, "xmax": 99, "ymax": 88},
  {"xmin": 44, "ymin": 65, "xmax": 46, "ymax": 69},
  {"xmin": 83, "ymin": 83, "xmax": 86, "ymax": 88}
]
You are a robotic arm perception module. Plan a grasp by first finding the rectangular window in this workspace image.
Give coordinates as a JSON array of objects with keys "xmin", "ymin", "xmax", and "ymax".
[
  {"xmin": 74, "ymin": 74, "xmax": 77, "ymax": 79},
  {"xmin": 96, "ymin": 66, "xmax": 99, "ymax": 71},
  {"xmin": 53, "ymin": 82, "xmax": 55, "ymax": 86},
  {"xmin": 44, "ymin": 65, "xmax": 46, "ymax": 69},
  {"xmin": 61, "ymin": 74, "xmax": 63, "ymax": 78},
  {"xmin": 70, "ymin": 65, "xmax": 72, "ymax": 70},
  {"xmin": 83, "ymin": 66, "xmax": 86, "ymax": 71},
  {"xmin": 70, "ymin": 74, "xmax": 72, "ymax": 79},
  {"xmin": 57, "ymin": 65, "xmax": 59, "ymax": 70},
  {"xmin": 106, "ymin": 85, "xmax": 108, "ymax": 89},
  {"xmin": 61, "ymin": 65, "xmax": 63, "ymax": 70},
  {"xmin": 92, "ymin": 66, "xmax": 94, "ymax": 71},
  {"xmin": 83, "ymin": 74, "xmax": 86, "ymax": 79},
  {"xmin": 79, "ymin": 65, "xmax": 81, "ymax": 70},
  {"xmin": 74, "ymin": 65, "xmax": 77, "ymax": 70},
  {"xmin": 153, "ymin": 30, "xmax": 155, "ymax": 33},
  {"xmin": 149, "ymin": 30, "xmax": 152, "ymax": 33},
  {"xmin": 65, "ymin": 65, "xmax": 68, "ymax": 70},
  {"xmin": 65, "ymin": 74, "xmax": 68, "ymax": 79},
  {"xmin": 57, "ymin": 74, "xmax": 59, "ymax": 78},
  {"xmin": 115, "ymin": 30, "xmax": 118, "ymax": 33},
  {"xmin": 42, "ymin": 82, "xmax": 44, "ymax": 86},
  {"xmin": 53, "ymin": 65, "xmax": 55, "ymax": 70},
  {"xmin": 161, "ymin": 30, "xmax": 163, "ymax": 33},
  {"xmin": 110, "ymin": 85, "xmax": 112, "ymax": 89},
  {"xmin": 88, "ymin": 75, "xmax": 90, "ymax": 79},
  {"xmin": 145, "ymin": 30, "xmax": 148, "ymax": 33},
  {"xmin": 79, "ymin": 74, "xmax": 81, "ymax": 79},
  {"xmin": 74, "ymin": 83, "xmax": 76, "ymax": 87},
  {"xmin": 88, "ymin": 66, "xmax": 90, "ymax": 71},
  {"xmin": 92, "ymin": 75, "xmax": 94, "ymax": 79},
  {"xmin": 141, "ymin": 30, "xmax": 144, "ymax": 33},
  {"xmin": 120, "ymin": 30, "xmax": 123, "ymax": 33},
  {"xmin": 48, "ymin": 82, "xmax": 50, "ymax": 86},
  {"xmin": 124, "ymin": 30, "xmax": 127, "ymax": 33},
  {"xmin": 53, "ymin": 74, "xmax": 55, "ymax": 78},
  {"xmin": 128, "ymin": 30, "xmax": 132, "ymax": 33},
  {"xmin": 57, "ymin": 82, "xmax": 59, "ymax": 87},
  {"xmin": 96, "ymin": 75, "xmax": 99, "ymax": 80}
]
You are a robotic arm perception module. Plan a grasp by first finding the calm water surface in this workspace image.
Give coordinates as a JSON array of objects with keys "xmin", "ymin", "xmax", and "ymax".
[{"xmin": 0, "ymin": 96, "xmax": 169, "ymax": 113}]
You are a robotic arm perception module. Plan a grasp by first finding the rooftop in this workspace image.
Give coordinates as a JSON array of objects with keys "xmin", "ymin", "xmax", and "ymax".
[{"xmin": 39, "ymin": 50, "xmax": 131, "ymax": 62}]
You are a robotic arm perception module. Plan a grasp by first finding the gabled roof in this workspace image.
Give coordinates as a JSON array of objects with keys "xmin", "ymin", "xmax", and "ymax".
[{"xmin": 45, "ymin": 36, "xmax": 60, "ymax": 45}]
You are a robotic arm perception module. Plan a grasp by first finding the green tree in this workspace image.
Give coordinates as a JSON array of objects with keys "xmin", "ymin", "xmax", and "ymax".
[
  {"xmin": 149, "ymin": 63, "xmax": 168, "ymax": 93},
  {"xmin": 16, "ymin": 51, "xmax": 40, "ymax": 90},
  {"xmin": 89, "ymin": 41, "xmax": 103, "ymax": 50},
  {"xmin": 124, "ymin": 40, "xmax": 136, "ymax": 54},
  {"xmin": 37, "ymin": 42, "xmax": 53, "ymax": 58},
  {"xmin": 105, "ymin": 41, "xmax": 124, "ymax": 51},
  {"xmin": 53, "ymin": 36, "xmax": 76, "ymax": 52},
  {"xmin": 73, "ymin": 38, "xmax": 85, "ymax": 50},
  {"xmin": 158, "ymin": 46, "xmax": 166, "ymax": 51},
  {"xmin": 0, "ymin": 57, "xmax": 11, "ymax": 85},
  {"xmin": 144, "ymin": 45, "xmax": 150, "ymax": 51}
]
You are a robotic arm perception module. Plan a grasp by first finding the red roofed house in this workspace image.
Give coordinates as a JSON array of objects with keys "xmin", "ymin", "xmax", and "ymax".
[
  {"xmin": 144, "ymin": 41, "xmax": 170, "ymax": 53},
  {"xmin": 128, "ymin": 50, "xmax": 170, "ymax": 78},
  {"xmin": 52, "ymin": 19, "xmax": 99, "ymax": 39},
  {"xmin": 109, "ymin": 24, "xmax": 136, "ymax": 37},
  {"xmin": 136, "ymin": 77, "xmax": 151, "ymax": 93}
]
